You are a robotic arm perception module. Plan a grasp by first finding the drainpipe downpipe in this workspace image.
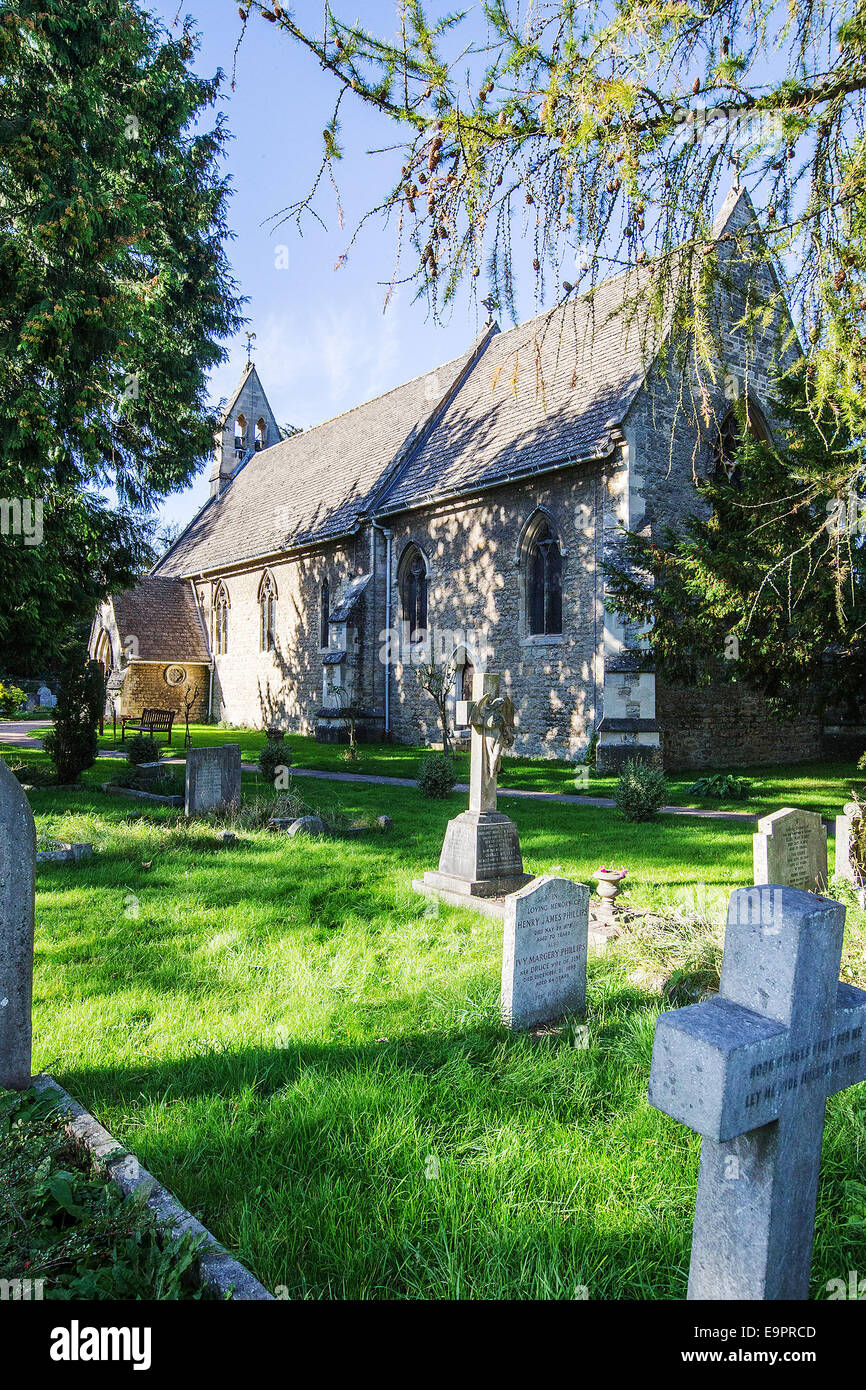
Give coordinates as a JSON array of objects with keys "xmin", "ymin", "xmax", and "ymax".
[{"xmin": 372, "ymin": 522, "xmax": 392, "ymax": 737}]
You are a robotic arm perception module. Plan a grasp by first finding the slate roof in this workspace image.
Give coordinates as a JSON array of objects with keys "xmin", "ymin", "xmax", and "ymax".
[
  {"xmin": 111, "ymin": 577, "xmax": 209, "ymax": 663},
  {"xmin": 155, "ymin": 262, "xmax": 664, "ymax": 579},
  {"xmin": 377, "ymin": 265, "xmax": 660, "ymax": 514},
  {"xmin": 155, "ymin": 342, "xmax": 482, "ymax": 578},
  {"xmin": 329, "ymin": 573, "xmax": 371, "ymax": 623}
]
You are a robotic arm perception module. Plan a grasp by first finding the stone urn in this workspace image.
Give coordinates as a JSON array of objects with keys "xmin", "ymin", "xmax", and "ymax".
[{"xmin": 591, "ymin": 867, "xmax": 628, "ymax": 922}]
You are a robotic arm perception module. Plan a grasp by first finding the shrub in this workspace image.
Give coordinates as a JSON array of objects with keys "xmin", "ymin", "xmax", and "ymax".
[
  {"xmin": 689, "ymin": 771, "xmax": 752, "ymax": 800},
  {"xmin": 614, "ymin": 757, "xmax": 669, "ymax": 822},
  {"xmin": 418, "ymin": 750, "xmax": 456, "ymax": 799},
  {"xmin": 126, "ymin": 734, "xmax": 161, "ymax": 766},
  {"xmin": 41, "ymin": 646, "xmax": 104, "ymax": 784},
  {"xmin": 259, "ymin": 740, "xmax": 292, "ymax": 786},
  {"xmin": 0, "ymin": 680, "xmax": 26, "ymax": 716}
]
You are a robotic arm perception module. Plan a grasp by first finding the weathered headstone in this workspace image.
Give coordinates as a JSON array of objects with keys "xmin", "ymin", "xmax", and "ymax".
[
  {"xmin": 184, "ymin": 745, "xmax": 241, "ymax": 817},
  {"xmin": 414, "ymin": 672, "xmax": 531, "ymax": 909},
  {"xmin": 36, "ymin": 685, "xmax": 56, "ymax": 709},
  {"xmin": 834, "ymin": 802, "xmax": 862, "ymax": 886},
  {"xmin": 649, "ymin": 885, "xmax": 866, "ymax": 1299},
  {"xmin": 753, "ymin": 807, "xmax": 827, "ymax": 892},
  {"xmin": 0, "ymin": 758, "xmax": 36, "ymax": 1090},
  {"xmin": 501, "ymin": 876, "xmax": 590, "ymax": 1030}
]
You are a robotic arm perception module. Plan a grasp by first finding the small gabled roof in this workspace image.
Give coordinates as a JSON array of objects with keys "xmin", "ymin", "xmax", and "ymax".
[
  {"xmin": 217, "ymin": 361, "xmax": 255, "ymax": 428},
  {"xmin": 111, "ymin": 577, "xmax": 210, "ymax": 663}
]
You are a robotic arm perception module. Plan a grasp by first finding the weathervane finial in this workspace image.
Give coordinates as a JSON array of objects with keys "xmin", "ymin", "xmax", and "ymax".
[
  {"xmin": 245, "ymin": 330, "xmax": 257, "ymax": 365},
  {"xmin": 481, "ymin": 294, "xmax": 498, "ymax": 325}
]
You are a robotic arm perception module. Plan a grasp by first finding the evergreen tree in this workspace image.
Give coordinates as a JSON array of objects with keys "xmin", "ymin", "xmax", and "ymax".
[
  {"xmin": 0, "ymin": 1, "xmax": 243, "ymax": 669},
  {"xmin": 603, "ymin": 369, "xmax": 866, "ymax": 719}
]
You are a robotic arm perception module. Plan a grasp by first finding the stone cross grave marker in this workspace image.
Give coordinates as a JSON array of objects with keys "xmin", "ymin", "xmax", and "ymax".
[
  {"xmin": 0, "ymin": 758, "xmax": 36, "ymax": 1090},
  {"xmin": 649, "ymin": 885, "xmax": 866, "ymax": 1299},
  {"xmin": 185, "ymin": 744, "xmax": 242, "ymax": 817},
  {"xmin": 415, "ymin": 672, "xmax": 531, "ymax": 904},
  {"xmin": 753, "ymin": 807, "xmax": 827, "ymax": 893},
  {"xmin": 501, "ymin": 875, "xmax": 590, "ymax": 1030},
  {"xmin": 455, "ymin": 671, "xmax": 515, "ymax": 815}
]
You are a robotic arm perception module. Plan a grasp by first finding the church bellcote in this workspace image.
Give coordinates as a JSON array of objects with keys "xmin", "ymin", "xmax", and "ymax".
[{"xmin": 209, "ymin": 361, "xmax": 281, "ymax": 499}]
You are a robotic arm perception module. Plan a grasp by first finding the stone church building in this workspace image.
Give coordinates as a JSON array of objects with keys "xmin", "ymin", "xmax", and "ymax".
[{"xmin": 89, "ymin": 188, "xmax": 822, "ymax": 770}]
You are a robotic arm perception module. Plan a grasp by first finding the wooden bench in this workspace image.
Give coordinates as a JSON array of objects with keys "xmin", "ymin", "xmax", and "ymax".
[{"xmin": 120, "ymin": 707, "xmax": 175, "ymax": 745}]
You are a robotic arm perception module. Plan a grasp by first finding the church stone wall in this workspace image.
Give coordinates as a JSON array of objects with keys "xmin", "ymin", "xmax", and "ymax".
[
  {"xmin": 197, "ymin": 533, "xmax": 372, "ymax": 733},
  {"xmin": 119, "ymin": 662, "xmax": 209, "ymax": 726},
  {"xmin": 384, "ymin": 465, "xmax": 608, "ymax": 760}
]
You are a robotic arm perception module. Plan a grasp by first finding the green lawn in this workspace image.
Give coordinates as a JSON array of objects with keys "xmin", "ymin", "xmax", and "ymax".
[
  {"xmin": 3, "ymin": 742, "xmax": 865, "ymax": 1299},
  {"xmin": 71, "ymin": 723, "xmax": 866, "ymax": 816},
  {"xmin": 7, "ymin": 718, "xmax": 861, "ymax": 815}
]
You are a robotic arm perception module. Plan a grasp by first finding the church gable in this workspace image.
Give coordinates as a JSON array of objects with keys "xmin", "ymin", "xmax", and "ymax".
[{"xmin": 108, "ymin": 577, "xmax": 210, "ymax": 665}]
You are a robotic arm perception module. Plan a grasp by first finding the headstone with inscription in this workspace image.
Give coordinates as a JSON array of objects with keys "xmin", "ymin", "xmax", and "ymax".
[
  {"xmin": 501, "ymin": 876, "xmax": 590, "ymax": 1030},
  {"xmin": 36, "ymin": 685, "xmax": 56, "ymax": 709},
  {"xmin": 649, "ymin": 885, "xmax": 866, "ymax": 1299},
  {"xmin": 0, "ymin": 758, "xmax": 36, "ymax": 1090},
  {"xmin": 835, "ymin": 802, "xmax": 862, "ymax": 886},
  {"xmin": 753, "ymin": 807, "xmax": 827, "ymax": 893},
  {"xmin": 185, "ymin": 744, "xmax": 242, "ymax": 817},
  {"xmin": 414, "ymin": 672, "xmax": 531, "ymax": 909}
]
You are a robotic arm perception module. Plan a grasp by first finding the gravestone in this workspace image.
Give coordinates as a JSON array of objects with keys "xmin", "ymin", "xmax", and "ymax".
[
  {"xmin": 36, "ymin": 685, "xmax": 55, "ymax": 709},
  {"xmin": 0, "ymin": 758, "xmax": 36, "ymax": 1090},
  {"xmin": 834, "ymin": 802, "xmax": 862, "ymax": 886},
  {"xmin": 184, "ymin": 745, "xmax": 242, "ymax": 817},
  {"xmin": 414, "ymin": 672, "xmax": 531, "ymax": 909},
  {"xmin": 649, "ymin": 885, "xmax": 866, "ymax": 1299},
  {"xmin": 501, "ymin": 876, "xmax": 590, "ymax": 1030},
  {"xmin": 753, "ymin": 807, "xmax": 827, "ymax": 892}
]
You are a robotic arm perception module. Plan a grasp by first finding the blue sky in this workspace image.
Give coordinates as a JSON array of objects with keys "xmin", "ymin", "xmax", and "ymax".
[
  {"xmin": 151, "ymin": 2, "xmax": 787, "ymax": 533},
  {"xmin": 152, "ymin": 1, "xmax": 523, "ymax": 530}
]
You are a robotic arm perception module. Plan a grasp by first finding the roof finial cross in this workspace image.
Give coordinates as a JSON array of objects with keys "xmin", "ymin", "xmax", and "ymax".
[{"xmin": 481, "ymin": 294, "xmax": 498, "ymax": 325}]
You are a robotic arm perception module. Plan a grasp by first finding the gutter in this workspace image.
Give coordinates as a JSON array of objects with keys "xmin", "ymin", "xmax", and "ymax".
[{"xmin": 372, "ymin": 434, "xmax": 622, "ymax": 522}]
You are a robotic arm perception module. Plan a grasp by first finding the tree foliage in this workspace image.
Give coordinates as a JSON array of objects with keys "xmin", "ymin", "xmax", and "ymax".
[
  {"xmin": 603, "ymin": 368, "xmax": 866, "ymax": 718},
  {"xmin": 239, "ymin": 0, "xmax": 866, "ymax": 448},
  {"xmin": 0, "ymin": 1, "xmax": 243, "ymax": 670},
  {"xmin": 42, "ymin": 645, "xmax": 105, "ymax": 783}
]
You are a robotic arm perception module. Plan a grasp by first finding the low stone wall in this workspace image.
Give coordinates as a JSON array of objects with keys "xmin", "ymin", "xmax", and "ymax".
[{"xmin": 656, "ymin": 679, "xmax": 823, "ymax": 771}]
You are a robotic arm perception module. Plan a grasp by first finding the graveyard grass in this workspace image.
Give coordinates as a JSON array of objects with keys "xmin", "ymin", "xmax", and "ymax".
[
  {"xmin": 87, "ymin": 724, "xmax": 862, "ymax": 817},
  {"xmin": 5, "ymin": 747, "xmax": 866, "ymax": 1298}
]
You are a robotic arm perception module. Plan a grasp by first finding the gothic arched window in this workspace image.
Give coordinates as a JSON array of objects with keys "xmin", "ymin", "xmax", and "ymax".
[
  {"xmin": 259, "ymin": 571, "xmax": 277, "ymax": 652},
  {"xmin": 255, "ymin": 418, "xmax": 267, "ymax": 451},
  {"xmin": 526, "ymin": 519, "xmax": 563, "ymax": 636},
  {"xmin": 94, "ymin": 628, "xmax": 113, "ymax": 674},
  {"xmin": 213, "ymin": 581, "xmax": 230, "ymax": 655},
  {"xmin": 712, "ymin": 399, "xmax": 770, "ymax": 486},
  {"xmin": 320, "ymin": 579, "xmax": 330, "ymax": 650},
  {"xmin": 400, "ymin": 546, "xmax": 428, "ymax": 638}
]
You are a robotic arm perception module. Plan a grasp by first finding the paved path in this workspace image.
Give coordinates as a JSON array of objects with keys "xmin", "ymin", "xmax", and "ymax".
[{"xmin": 1, "ymin": 719, "xmax": 758, "ymax": 822}]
